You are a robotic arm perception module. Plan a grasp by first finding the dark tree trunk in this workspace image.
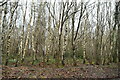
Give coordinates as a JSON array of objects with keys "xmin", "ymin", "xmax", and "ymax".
[{"xmin": 115, "ymin": 1, "xmax": 120, "ymax": 62}]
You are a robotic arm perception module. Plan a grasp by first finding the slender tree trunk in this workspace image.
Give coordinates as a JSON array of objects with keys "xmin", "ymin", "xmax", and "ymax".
[
  {"xmin": 71, "ymin": 6, "xmax": 76, "ymax": 66},
  {"xmin": 21, "ymin": 15, "xmax": 32, "ymax": 63},
  {"xmin": 1, "ymin": 3, "xmax": 7, "ymax": 65},
  {"xmin": 62, "ymin": 21, "xmax": 68, "ymax": 66},
  {"xmin": 115, "ymin": 1, "xmax": 120, "ymax": 63},
  {"xmin": 58, "ymin": 3, "xmax": 65, "ymax": 66},
  {"xmin": 116, "ymin": 2, "xmax": 120, "ymax": 62},
  {"xmin": 95, "ymin": 2, "xmax": 100, "ymax": 65}
]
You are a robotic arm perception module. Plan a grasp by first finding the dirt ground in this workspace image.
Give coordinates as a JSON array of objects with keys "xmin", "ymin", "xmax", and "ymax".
[{"xmin": 1, "ymin": 63, "xmax": 120, "ymax": 79}]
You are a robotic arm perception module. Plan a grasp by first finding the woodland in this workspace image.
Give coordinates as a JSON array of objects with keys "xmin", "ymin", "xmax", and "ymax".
[{"xmin": 0, "ymin": 0, "xmax": 120, "ymax": 79}]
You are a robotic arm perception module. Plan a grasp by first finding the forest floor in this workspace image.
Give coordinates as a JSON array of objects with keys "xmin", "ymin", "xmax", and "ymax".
[{"xmin": 1, "ymin": 63, "xmax": 120, "ymax": 79}]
